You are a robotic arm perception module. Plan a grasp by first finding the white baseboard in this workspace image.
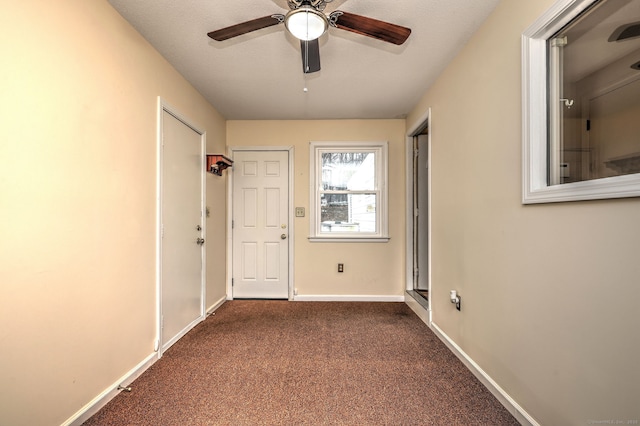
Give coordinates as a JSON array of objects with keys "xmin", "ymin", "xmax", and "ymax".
[
  {"xmin": 63, "ymin": 352, "xmax": 158, "ymax": 426},
  {"xmin": 293, "ymin": 295, "xmax": 405, "ymax": 302},
  {"xmin": 206, "ymin": 295, "xmax": 227, "ymax": 315},
  {"xmin": 65, "ymin": 298, "xmax": 227, "ymax": 426},
  {"xmin": 430, "ymin": 322, "xmax": 539, "ymax": 426},
  {"xmin": 162, "ymin": 315, "xmax": 204, "ymax": 353}
]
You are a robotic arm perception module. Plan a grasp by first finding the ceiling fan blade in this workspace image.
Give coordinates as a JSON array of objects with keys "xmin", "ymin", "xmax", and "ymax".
[
  {"xmin": 331, "ymin": 11, "xmax": 411, "ymax": 45},
  {"xmin": 208, "ymin": 15, "xmax": 284, "ymax": 41},
  {"xmin": 300, "ymin": 39, "xmax": 321, "ymax": 74}
]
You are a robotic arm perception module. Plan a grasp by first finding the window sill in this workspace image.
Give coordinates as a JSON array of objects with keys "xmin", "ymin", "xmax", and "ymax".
[
  {"xmin": 308, "ymin": 237, "xmax": 390, "ymax": 243},
  {"xmin": 523, "ymin": 173, "xmax": 640, "ymax": 204}
]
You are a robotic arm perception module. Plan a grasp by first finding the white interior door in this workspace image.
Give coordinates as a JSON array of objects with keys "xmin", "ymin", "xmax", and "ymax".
[
  {"xmin": 232, "ymin": 150, "xmax": 289, "ymax": 299},
  {"xmin": 160, "ymin": 109, "xmax": 205, "ymax": 352}
]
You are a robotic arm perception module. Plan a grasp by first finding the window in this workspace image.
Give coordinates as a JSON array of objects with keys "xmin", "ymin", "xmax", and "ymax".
[
  {"xmin": 309, "ymin": 141, "xmax": 389, "ymax": 242},
  {"xmin": 522, "ymin": 0, "xmax": 640, "ymax": 203}
]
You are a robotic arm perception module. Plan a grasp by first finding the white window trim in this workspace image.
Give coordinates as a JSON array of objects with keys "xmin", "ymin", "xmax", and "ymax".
[
  {"xmin": 309, "ymin": 141, "xmax": 389, "ymax": 242},
  {"xmin": 522, "ymin": 0, "xmax": 640, "ymax": 204}
]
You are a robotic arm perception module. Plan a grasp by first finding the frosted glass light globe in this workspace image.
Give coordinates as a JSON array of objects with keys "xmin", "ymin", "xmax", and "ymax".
[{"xmin": 285, "ymin": 7, "xmax": 328, "ymax": 41}]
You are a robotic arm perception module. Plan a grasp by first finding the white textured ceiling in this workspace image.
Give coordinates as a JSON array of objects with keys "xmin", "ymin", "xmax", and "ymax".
[{"xmin": 107, "ymin": 0, "xmax": 500, "ymax": 120}]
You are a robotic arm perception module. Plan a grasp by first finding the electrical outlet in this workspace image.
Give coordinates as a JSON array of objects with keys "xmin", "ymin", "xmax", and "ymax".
[
  {"xmin": 338, "ymin": 263, "xmax": 344, "ymax": 273},
  {"xmin": 295, "ymin": 207, "xmax": 305, "ymax": 217}
]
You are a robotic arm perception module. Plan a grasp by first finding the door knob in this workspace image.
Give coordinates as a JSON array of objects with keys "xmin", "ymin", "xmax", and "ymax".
[
  {"xmin": 197, "ymin": 238, "xmax": 205, "ymax": 245},
  {"xmin": 281, "ymin": 234, "xmax": 287, "ymax": 240}
]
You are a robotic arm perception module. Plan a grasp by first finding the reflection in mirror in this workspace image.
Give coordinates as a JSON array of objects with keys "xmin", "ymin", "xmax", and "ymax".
[{"xmin": 548, "ymin": 0, "xmax": 640, "ymax": 184}]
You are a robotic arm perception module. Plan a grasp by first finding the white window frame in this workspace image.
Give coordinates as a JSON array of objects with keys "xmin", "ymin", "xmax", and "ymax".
[
  {"xmin": 522, "ymin": 0, "xmax": 640, "ymax": 203},
  {"xmin": 309, "ymin": 141, "xmax": 389, "ymax": 242}
]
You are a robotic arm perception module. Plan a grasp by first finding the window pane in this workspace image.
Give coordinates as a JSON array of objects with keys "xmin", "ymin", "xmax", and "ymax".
[
  {"xmin": 320, "ymin": 194, "xmax": 376, "ymax": 233},
  {"xmin": 549, "ymin": 0, "xmax": 640, "ymax": 185},
  {"xmin": 321, "ymin": 152, "xmax": 375, "ymax": 190}
]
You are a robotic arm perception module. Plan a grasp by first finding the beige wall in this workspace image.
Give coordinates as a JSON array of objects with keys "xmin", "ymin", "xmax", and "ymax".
[
  {"xmin": 227, "ymin": 120, "xmax": 406, "ymax": 297},
  {"xmin": 408, "ymin": 0, "xmax": 640, "ymax": 424},
  {"xmin": 4, "ymin": 0, "xmax": 639, "ymax": 424},
  {"xmin": 0, "ymin": 1, "xmax": 226, "ymax": 425}
]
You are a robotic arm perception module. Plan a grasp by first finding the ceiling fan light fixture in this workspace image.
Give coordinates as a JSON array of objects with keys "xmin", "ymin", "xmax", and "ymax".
[{"xmin": 285, "ymin": 6, "xmax": 328, "ymax": 41}]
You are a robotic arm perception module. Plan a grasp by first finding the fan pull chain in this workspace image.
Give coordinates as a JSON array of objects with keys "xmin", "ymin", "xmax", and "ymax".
[
  {"xmin": 304, "ymin": 40, "xmax": 309, "ymax": 73},
  {"xmin": 303, "ymin": 44, "xmax": 309, "ymax": 92}
]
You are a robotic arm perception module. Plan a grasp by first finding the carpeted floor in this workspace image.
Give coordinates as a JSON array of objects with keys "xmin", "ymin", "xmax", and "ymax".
[{"xmin": 83, "ymin": 301, "xmax": 519, "ymax": 425}]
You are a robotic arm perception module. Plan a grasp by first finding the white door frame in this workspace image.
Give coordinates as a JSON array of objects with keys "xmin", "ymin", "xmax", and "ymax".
[
  {"xmin": 156, "ymin": 97, "xmax": 207, "ymax": 357},
  {"xmin": 226, "ymin": 146, "xmax": 295, "ymax": 300},
  {"xmin": 405, "ymin": 108, "xmax": 432, "ymax": 324}
]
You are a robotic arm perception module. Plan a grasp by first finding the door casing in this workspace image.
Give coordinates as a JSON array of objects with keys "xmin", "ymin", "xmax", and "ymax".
[
  {"xmin": 405, "ymin": 108, "xmax": 432, "ymax": 323},
  {"xmin": 227, "ymin": 146, "xmax": 295, "ymax": 300}
]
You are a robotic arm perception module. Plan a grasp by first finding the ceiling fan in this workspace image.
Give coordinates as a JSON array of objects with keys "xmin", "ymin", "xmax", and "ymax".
[{"xmin": 207, "ymin": 0, "xmax": 411, "ymax": 74}]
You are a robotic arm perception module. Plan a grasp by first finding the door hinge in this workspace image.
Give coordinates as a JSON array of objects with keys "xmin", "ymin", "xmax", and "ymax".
[
  {"xmin": 586, "ymin": 119, "xmax": 591, "ymax": 131},
  {"xmin": 231, "ymin": 278, "xmax": 234, "ymax": 286}
]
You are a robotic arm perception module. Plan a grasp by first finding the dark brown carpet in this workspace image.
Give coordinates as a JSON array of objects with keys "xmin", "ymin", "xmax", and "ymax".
[{"xmin": 84, "ymin": 301, "xmax": 519, "ymax": 425}]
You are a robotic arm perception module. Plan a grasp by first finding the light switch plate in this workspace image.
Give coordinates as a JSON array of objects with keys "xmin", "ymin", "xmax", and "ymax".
[{"xmin": 295, "ymin": 207, "xmax": 305, "ymax": 217}]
